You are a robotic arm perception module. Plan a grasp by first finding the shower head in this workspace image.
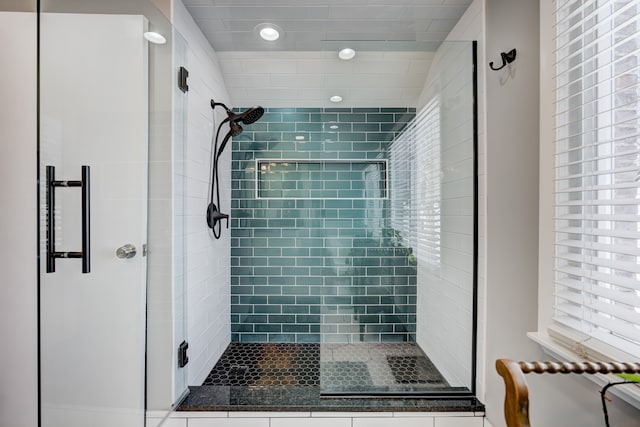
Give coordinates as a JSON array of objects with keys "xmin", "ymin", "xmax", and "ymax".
[
  {"xmin": 211, "ymin": 100, "xmax": 265, "ymax": 125},
  {"xmin": 230, "ymin": 106, "xmax": 264, "ymax": 125},
  {"xmin": 210, "ymin": 100, "xmax": 264, "ymax": 157}
]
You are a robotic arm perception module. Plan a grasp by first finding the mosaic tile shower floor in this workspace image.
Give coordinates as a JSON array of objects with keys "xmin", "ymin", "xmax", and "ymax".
[
  {"xmin": 177, "ymin": 342, "xmax": 482, "ymax": 412},
  {"xmin": 202, "ymin": 342, "xmax": 450, "ymax": 391}
]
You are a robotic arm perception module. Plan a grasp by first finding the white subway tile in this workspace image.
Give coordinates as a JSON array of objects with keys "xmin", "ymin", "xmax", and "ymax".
[
  {"xmin": 311, "ymin": 412, "xmax": 391, "ymax": 418},
  {"xmin": 427, "ymin": 413, "xmax": 478, "ymax": 417},
  {"xmin": 271, "ymin": 418, "xmax": 351, "ymax": 427},
  {"xmin": 354, "ymin": 417, "xmax": 434, "ymax": 427},
  {"xmin": 229, "ymin": 411, "xmax": 309, "ymax": 418},
  {"xmin": 393, "ymin": 412, "xmax": 440, "ymax": 417},
  {"xmin": 171, "ymin": 411, "xmax": 227, "ymax": 418},
  {"xmin": 189, "ymin": 418, "xmax": 269, "ymax": 427},
  {"xmin": 158, "ymin": 419, "xmax": 188, "ymax": 427},
  {"xmin": 145, "ymin": 418, "xmax": 164, "ymax": 427},
  {"xmin": 434, "ymin": 416, "xmax": 484, "ymax": 427}
]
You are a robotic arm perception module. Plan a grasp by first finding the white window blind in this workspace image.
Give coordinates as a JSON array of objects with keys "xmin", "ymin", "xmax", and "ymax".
[
  {"xmin": 389, "ymin": 97, "xmax": 441, "ymax": 259},
  {"xmin": 414, "ymin": 98, "xmax": 441, "ymax": 266},
  {"xmin": 389, "ymin": 120, "xmax": 414, "ymax": 246},
  {"xmin": 553, "ymin": 0, "xmax": 640, "ymax": 358}
]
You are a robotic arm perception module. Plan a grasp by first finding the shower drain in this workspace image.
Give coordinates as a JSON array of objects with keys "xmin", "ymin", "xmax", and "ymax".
[{"xmin": 229, "ymin": 365, "xmax": 249, "ymax": 379}]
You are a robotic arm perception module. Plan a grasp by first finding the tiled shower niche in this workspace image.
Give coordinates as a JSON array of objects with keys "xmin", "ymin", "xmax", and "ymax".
[{"xmin": 230, "ymin": 107, "xmax": 417, "ymax": 343}]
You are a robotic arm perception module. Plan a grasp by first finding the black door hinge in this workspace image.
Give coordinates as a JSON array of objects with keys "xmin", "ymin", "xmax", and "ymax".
[
  {"xmin": 178, "ymin": 341, "xmax": 189, "ymax": 368},
  {"xmin": 178, "ymin": 66, "xmax": 189, "ymax": 93}
]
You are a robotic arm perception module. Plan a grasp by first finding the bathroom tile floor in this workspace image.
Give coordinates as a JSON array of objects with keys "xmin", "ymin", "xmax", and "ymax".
[
  {"xmin": 320, "ymin": 343, "xmax": 451, "ymax": 393},
  {"xmin": 178, "ymin": 342, "xmax": 483, "ymax": 413},
  {"xmin": 202, "ymin": 343, "xmax": 320, "ymax": 387}
]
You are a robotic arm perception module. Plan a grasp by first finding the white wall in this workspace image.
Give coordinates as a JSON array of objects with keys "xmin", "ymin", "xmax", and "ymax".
[
  {"xmin": 172, "ymin": 0, "xmax": 233, "ymax": 387},
  {"xmin": 482, "ymin": 0, "xmax": 542, "ymax": 424},
  {"xmin": 0, "ymin": 10, "xmax": 39, "ymax": 427},
  {"xmin": 483, "ymin": 0, "xmax": 640, "ymax": 426}
]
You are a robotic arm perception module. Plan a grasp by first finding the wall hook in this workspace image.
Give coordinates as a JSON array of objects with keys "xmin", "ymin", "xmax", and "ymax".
[{"xmin": 489, "ymin": 49, "xmax": 517, "ymax": 71}]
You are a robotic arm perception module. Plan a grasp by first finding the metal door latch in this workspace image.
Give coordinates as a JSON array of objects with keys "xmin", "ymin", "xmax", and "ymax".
[{"xmin": 116, "ymin": 244, "xmax": 136, "ymax": 259}]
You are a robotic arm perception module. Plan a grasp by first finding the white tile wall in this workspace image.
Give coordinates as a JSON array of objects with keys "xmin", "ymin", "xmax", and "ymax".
[
  {"xmin": 148, "ymin": 419, "xmax": 187, "ymax": 427},
  {"xmin": 414, "ymin": 0, "xmax": 486, "ymax": 395},
  {"xmin": 270, "ymin": 418, "xmax": 351, "ymax": 427},
  {"xmin": 147, "ymin": 412, "xmax": 485, "ymax": 427},
  {"xmin": 414, "ymin": 40, "xmax": 476, "ymax": 388},
  {"xmin": 189, "ymin": 418, "xmax": 269, "ymax": 427},
  {"xmin": 353, "ymin": 417, "xmax": 434, "ymax": 427},
  {"xmin": 173, "ymin": 28, "xmax": 190, "ymax": 405},
  {"xmin": 446, "ymin": 0, "xmax": 486, "ymax": 401},
  {"xmin": 173, "ymin": 0, "xmax": 233, "ymax": 387},
  {"xmin": 435, "ymin": 417, "xmax": 484, "ymax": 427}
]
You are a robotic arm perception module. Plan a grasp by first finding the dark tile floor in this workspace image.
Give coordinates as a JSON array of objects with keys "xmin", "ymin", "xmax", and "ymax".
[
  {"xmin": 319, "ymin": 342, "xmax": 451, "ymax": 393},
  {"xmin": 178, "ymin": 342, "xmax": 483, "ymax": 413},
  {"xmin": 202, "ymin": 343, "xmax": 320, "ymax": 387}
]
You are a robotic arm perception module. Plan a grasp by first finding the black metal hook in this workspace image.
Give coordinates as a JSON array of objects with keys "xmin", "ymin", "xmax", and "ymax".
[{"xmin": 489, "ymin": 49, "xmax": 517, "ymax": 71}]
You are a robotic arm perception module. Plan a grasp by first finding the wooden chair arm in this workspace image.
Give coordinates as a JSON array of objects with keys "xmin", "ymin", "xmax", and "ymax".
[
  {"xmin": 496, "ymin": 359, "xmax": 640, "ymax": 427},
  {"xmin": 496, "ymin": 359, "xmax": 531, "ymax": 427}
]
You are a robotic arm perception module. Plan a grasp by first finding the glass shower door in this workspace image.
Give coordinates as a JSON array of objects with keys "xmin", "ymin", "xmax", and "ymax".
[
  {"xmin": 39, "ymin": 9, "xmax": 151, "ymax": 427},
  {"xmin": 319, "ymin": 41, "xmax": 478, "ymax": 397}
]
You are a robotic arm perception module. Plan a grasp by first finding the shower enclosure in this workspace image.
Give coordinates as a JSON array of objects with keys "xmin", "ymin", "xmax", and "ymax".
[
  {"xmin": 28, "ymin": 0, "xmax": 477, "ymax": 421},
  {"xmin": 227, "ymin": 41, "xmax": 478, "ymax": 396}
]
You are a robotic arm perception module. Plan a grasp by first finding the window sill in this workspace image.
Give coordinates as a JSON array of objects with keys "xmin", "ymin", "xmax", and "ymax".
[{"xmin": 528, "ymin": 331, "xmax": 640, "ymax": 411}]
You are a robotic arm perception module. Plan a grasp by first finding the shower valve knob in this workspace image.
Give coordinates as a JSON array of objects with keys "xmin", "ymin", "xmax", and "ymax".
[
  {"xmin": 216, "ymin": 212, "xmax": 230, "ymax": 229},
  {"xmin": 207, "ymin": 203, "xmax": 229, "ymax": 230},
  {"xmin": 116, "ymin": 244, "xmax": 137, "ymax": 259}
]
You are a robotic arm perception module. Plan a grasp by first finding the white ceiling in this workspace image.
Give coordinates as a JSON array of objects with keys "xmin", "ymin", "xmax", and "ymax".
[{"xmin": 183, "ymin": 0, "xmax": 472, "ymax": 107}]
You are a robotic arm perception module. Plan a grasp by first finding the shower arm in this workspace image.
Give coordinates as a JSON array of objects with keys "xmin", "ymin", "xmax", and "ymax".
[{"xmin": 211, "ymin": 100, "xmax": 233, "ymax": 115}]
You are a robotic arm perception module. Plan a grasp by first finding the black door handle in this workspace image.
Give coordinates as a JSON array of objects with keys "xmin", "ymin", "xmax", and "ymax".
[{"xmin": 46, "ymin": 165, "xmax": 91, "ymax": 273}]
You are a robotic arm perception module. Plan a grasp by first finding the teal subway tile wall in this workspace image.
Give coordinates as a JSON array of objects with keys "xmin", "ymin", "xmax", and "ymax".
[{"xmin": 230, "ymin": 107, "xmax": 417, "ymax": 343}]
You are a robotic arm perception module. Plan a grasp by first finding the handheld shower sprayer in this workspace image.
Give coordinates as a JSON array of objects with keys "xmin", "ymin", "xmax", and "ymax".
[{"xmin": 207, "ymin": 100, "xmax": 264, "ymax": 239}]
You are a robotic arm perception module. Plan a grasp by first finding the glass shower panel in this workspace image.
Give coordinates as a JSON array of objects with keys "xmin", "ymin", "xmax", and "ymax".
[
  {"xmin": 319, "ymin": 41, "xmax": 477, "ymax": 396},
  {"xmin": 38, "ymin": 1, "xmax": 177, "ymax": 425}
]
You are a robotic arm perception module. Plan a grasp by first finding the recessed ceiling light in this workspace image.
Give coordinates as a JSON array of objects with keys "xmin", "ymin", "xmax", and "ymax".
[
  {"xmin": 256, "ymin": 23, "xmax": 281, "ymax": 41},
  {"xmin": 330, "ymin": 95, "xmax": 343, "ymax": 103},
  {"xmin": 338, "ymin": 48, "xmax": 356, "ymax": 60},
  {"xmin": 260, "ymin": 27, "xmax": 279, "ymax": 41},
  {"xmin": 295, "ymin": 135, "xmax": 305, "ymax": 140},
  {"xmin": 329, "ymin": 125, "xmax": 339, "ymax": 130},
  {"xmin": 143, "ymin": 32, "xmax": 166, "ymax": 45}
]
